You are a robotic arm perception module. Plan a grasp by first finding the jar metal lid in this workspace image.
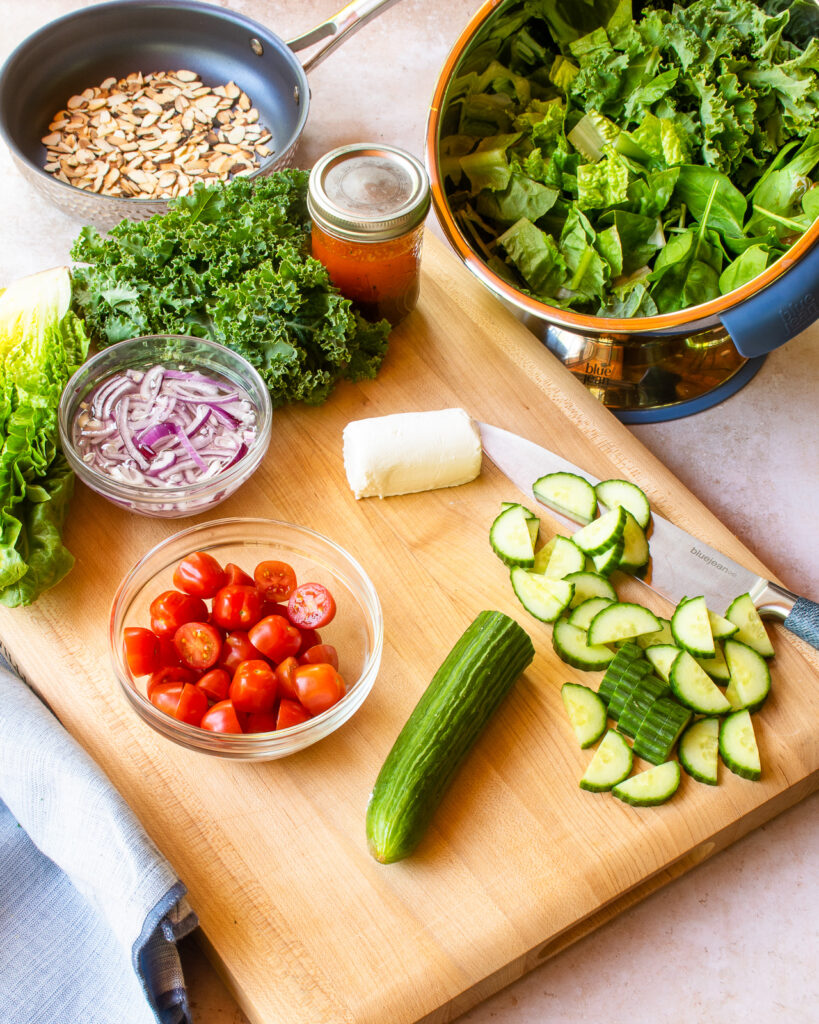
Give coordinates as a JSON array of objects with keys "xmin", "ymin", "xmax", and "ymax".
[{"xmin": 308, "ymin": 143, "xmax": 430, "ymax": 243}]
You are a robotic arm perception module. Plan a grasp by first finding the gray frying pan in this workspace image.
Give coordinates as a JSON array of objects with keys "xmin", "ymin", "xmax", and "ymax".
[{"xmin": 0, "ymin": 0, "xmax": 402, "ymax": 225}]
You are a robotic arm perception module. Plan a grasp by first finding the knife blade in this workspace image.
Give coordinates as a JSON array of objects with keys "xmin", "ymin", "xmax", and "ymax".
[{"xmin": 478, "ymin": 422, "xmax": 819, "ymax": 652}]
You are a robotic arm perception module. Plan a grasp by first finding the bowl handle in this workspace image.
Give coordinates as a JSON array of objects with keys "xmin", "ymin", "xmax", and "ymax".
[
  {"xmin": 287, "ymin": 0, "xmax": 404, "ymax": 74},
  {"xmin": 720, "ymin": 243, "xmax": 819, "ymax": 358}
]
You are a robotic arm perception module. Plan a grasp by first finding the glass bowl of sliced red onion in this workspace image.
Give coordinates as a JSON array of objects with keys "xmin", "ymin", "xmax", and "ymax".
[{"xmin": 59, "ymin": 335, "xmax": 272, "ymax": 517}]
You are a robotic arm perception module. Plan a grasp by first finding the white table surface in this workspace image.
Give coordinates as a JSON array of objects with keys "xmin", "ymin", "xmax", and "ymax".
[{"xmin": 1, "ymin": 2, "xmax": 817, "ymax": 1023}]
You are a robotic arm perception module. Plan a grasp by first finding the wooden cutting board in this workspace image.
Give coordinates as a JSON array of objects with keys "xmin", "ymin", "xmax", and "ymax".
[{"xmin": 1, "ymin": 236, "xmax": 816, "ymax": 1024}]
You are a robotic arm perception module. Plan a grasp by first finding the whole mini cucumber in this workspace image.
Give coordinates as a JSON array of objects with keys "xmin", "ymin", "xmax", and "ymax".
[{"xmin": 366, "ymin": 610, "xmax": 535, "ymax": 863}]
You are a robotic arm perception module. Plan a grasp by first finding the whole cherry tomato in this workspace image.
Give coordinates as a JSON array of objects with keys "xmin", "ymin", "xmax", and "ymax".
[
  {"xmin": 147, "ymin": 665, "xmax": 197, "ymax": 699},
  {"xmin": 295, "ymin": 627, "xmax": 322, "ymax": 658},
  {"xmin": 123, "ymin": 627, "xmax": 161, "ymax": 676},
  {"xmin": 218, "ymin": 631, "xmax": 266, "ymax": 675},
  {"xmin": 288, "ymin": 583, "xmax": 336, "ymax": 629},
  {"xmin": 276, "ymin": 699, "xmax": 311, "ymax": 730},
  {"xmin": 196, "ymin": 667, "xmax": 231, "ymax": 703},
  {"xmin": 224, "ymin": 562, "xmax": 254, "ymax": 587},
  {"xmin": 150, "ymin": 590, "xmax": 208, "ymax": 638},
  {"xmin": 245, "ymin": 710, "xmax": 280, "ymax": 733},
  {"xmin": 293, "ymin": 664, "xmax": 345, "ymax": 716},
  {"xmin": 229, "ymin": 659, "xmax": 278, "ymax": 713},
  {"xmin": 253, "ymin": 560, "xmax": 297, "ymax": 602},
  {"xmin": 211, "ymin": 585, "xmax": 263, "ymax": 631},
  {"xmin": 173, "ymin": 621, "xmax": 223, "ymax": 671},
  {"xmin": 274, "ymin": 656, "xmax": 300, "ymax": 700},
  {"xmin": 248, "ymin": 615, "xmax": 301, "ymax": 664},
  {"xmin": 200, "ymin": 700, "xmax": 244, "ymax": 733},
  {"xmin": 299, "ymin": 643, "xmax": 339, "ymax": 670},
  {"xmin": 172, "ymin": 552, "xmax": 227, "ymax": 599}
]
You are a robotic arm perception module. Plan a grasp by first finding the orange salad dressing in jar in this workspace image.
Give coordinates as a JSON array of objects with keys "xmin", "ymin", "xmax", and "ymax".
[{"xmin": 308, "ymin": 144, "xmax": 430, "ymax": 325}]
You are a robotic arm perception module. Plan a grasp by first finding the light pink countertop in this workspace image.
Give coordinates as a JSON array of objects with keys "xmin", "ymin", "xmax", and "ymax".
[{"xmin": 1, "ymin": 2, "xmax": 817, "ymax": 1022}]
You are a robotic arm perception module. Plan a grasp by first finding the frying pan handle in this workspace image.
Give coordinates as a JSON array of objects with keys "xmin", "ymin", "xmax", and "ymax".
[
  {"xmin": 287, "ymin": 0, "xmax": 404, "ymax": 74},
  {"xmin": 720, "ymin": 242, "xmax": 819, "ymax": 358}
]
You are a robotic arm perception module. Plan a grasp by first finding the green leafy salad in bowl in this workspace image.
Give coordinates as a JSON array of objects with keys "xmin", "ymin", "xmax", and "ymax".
[{"xmin": 440, "ymin": 0, "xmax": 819, "ymax": 317}]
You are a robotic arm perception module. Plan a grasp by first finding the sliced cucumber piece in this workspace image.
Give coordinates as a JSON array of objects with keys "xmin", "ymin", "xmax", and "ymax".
[
  {"xmin": 587, "ymin": 602, "xmax": 662, "ymax": 646},
  {"xmin": 645, "ymin": 643, "xmax": 682, "ymax": 682},
  {"xmin": 490, "ymin": 504, "xmax": 535, "ymax": 567},
  {"xmin": 671, "ymin": 596, "xmax": 715, "ymax": 658},
  {"xmin": 597, "ymin": 642, "xmax": 646, "ymax": 704},
  {"xmin": 572, "ymin": 506, "xmax": 627, "ymax": 556},
  {"xmin": 591, "ymin": 535, "xmax": 626, "ymax": 576},
  {"xmin": 708, "ymin": 608, "xmax": 739, "ymax": 640},
  {"xmin": 695, "ymin": 642, "xmax": 731, "ymax": 683},
  {"xmin": 532, "ymin": 535, "xmax": 556, "ymax": 574},
  {"xmin": 580, "ymin": 730, "xmax": 633, "ymax": 792},
  {"xmin": 725, "ymin": 593, "xmax": 775, "ymax": 658},
  {"xmin": 501, "ymin": 502, "xmax": 539, "ymax": 547},
  {"xmin": 669, "ymin": 650, "xmax": 732, "ymax": 714},
  {"xmin": 612, "ymin": 761, "xmax": 681, "ymax": 806},
  {"xmin": 553, "ymin": 617, "xmax": 616, "ymax": 671},
  {"xmin": 724, "ymin": 638, "xmax": 772, "ymax": 712},
  {"xmin": 594, "ymin": 478, "xmax": 651, "ymax": 531},
  {"xmin": 636, "ymin": 617, "xmax": 675, "ymax": 649},
  {"xmin": 679, "ymin": 718, "xmax": 719, "ymax": 786},
  {"xmin": 540, "ymin": 535, "xmax": 586, "ymax": 580},
  {"xmin": 568, "ymin": 596, "xmax": 615, "ymax": 631},
  {"xmin": 633, "ymin": 697, "xmax": 692, "ymax": 765},
  {"xmin": 608, "ymin": 662, "xmax": 655, "ymax": 721},
  {"xmin": 533, "ymin": 471, "xmax": 597, "ymax": 525},
  {"xmin": 564, "ymin": 570, "xmax": 617, "ymax": 608},
  {"xmin": 720, "ymin": 709, "xmax": 761, "ymax": 781},
  {"xmin": 618, "ymin": 675, "xmax": 671, "ymax": 738},
  {"xmin": 617, "ymin": 510, "xmax": 650, "ymax": 573},
  {"xmin": 561, "ymin": 682, "xmax": 608, "ymax": 748},
  {"xmin": 510, "ymin": 567, "xmax": 573, "ymax": 622}
]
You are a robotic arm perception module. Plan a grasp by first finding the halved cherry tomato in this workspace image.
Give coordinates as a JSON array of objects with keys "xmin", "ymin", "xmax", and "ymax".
[
  {"xmin": 229, "ymin": 659, "xmax": 278, "ymax": 713},
  {"xmin": 172, "ymin": 552, "xmax": 227, "ymax": 599},
  {"xmin": 299, "ymin": 643, "xmax": 339, "ymax": 670},
  {"xmin": 248, "ymin": 615, "xmax": 301, "ymax": 664},
  {"xmin": 259, "ymin": 600, "xmax": 289, "ymax": 620},
  {"xmin": 147, "ymin": 665, "xmax": 197, "ymax": 699},
  {"xmin": 293, "ymin": 664, "xmax": 345, "ymax": 715},
  {"xmin": 218, "ymin": 631, "xmax": 266, "ymax": 675},
  {"xmin": 224, "ymin": 562, "xmax": 254, "ymax": 587},
  {"xmin": 253, "ymin": 560, "xmax": 297, "ymax": 602},
  {"xmin": 211, "ymin": 585, "xmax": 263, "ymax": 631},
  {"xmin": 150, "ymin": 590, "xmax": 209, "ymax": 638},
  {"xmin": 149, "ymin": 681, "xmax": 207, "ymax": 726},
  {"xmin": 123, "ymin": 627, "xmax": 161, "ymax": 676},
  {"xmin": 196, "ymin": 667, "xmax": 231, "ymax": 703},
  {"xmin": 274, "ymin": 656, "xmax": 300, "ymax": 700},
  {"xmin": 295, "ymin": 627, "xmax": 322, "ymax": 658},
  {"xmin": 245, "ymin": 710, "xmax": 280, "ymax": 733},
  {"xmin": 200, "ymin": 700, "xmax": 244, "ymax": 733},
  {"xmin": 276, "ymin": 699, "xmax": 311, "ymax": 730},
  {"xmin": 173, "ymin": 621, "xmax": 223, "ymax": 671},
  {"xmin": 150, "ymin": 681, "xmax": 185, "ymax": 717},
  {"xmin": 288, "ymin": 583, "xmax": 336, "ymax": 629},
  {"xmin": 157, "ymin": 636, "xmax": 184, "ymax": 669}
]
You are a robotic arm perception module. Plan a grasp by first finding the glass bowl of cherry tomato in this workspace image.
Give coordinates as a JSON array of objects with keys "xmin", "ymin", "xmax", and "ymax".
[{"xmin": 109, "ymin": 517, "xmax": 383, "ymax": 759}]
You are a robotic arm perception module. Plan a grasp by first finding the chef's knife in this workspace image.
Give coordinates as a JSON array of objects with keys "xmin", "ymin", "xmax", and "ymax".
[{"xmin": 478, "ymin": 422, "xmax": 819, "ymax": 652}]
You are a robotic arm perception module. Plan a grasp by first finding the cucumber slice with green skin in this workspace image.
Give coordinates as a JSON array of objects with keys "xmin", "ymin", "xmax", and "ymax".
[
  {"xmin": 501, "ymin": 502, "xmax": 539, "ymax": 549},
  {"xmin": 679, "ymin": 718, "xmax": 719, "ymax": 786},
  {"xmin": 597, "ymin": 642, "xmax": 646, "ymax": 703},
  {"xmin": 633, "ymin": 697, "xmax": 692, "ymax": 765},
  {"xmin": 553, "ymin": 617, "xmax": 616, "ymax": 671},
  {"xmin": 671, "ymin": 596, "xmax": 715, "ymax": 658},
  {"xmin": 591, "ymin": 534, "xmax": 626, "ymax": 576},
  {"xmin": 490, "ymin": 505, "xmax": 535, "ymax": 567},
  {"xmin": 561, "ymin": 682, "xmax": 608, "ymax": 748},
  {"xmin": 510, "ymin": 567, "xmax": 573, "ymax": 623},
  {"xmin": 564, "ymin": 571, "xmax": 618, "ymax": 608},
  {"xmin": 618, "ymin": 675, "xmax": 671, "ymax": 738},
  {"xmin": 568, "ymin": 596, "xmax": 615, "ymax": 630},
  {"xmin": 645, "ymin": 643, "xmax": 682, "ymax": 682},
  {"xmin": 725, "ymin": 593, "xmax": 775, "ymax": 658},
  {"xmin": 695, "ymin": 643, "xmax": 731, "ymax": 683},
  {"xmin": 636, "ymin": 618, "xmax": 675, "ymax": 649},
  {"xmin": 587, "ymin": 602, "xmax": 662, "ymax": 646},
  {"xmin": 612, "ymin": 761, "xmax": 681, "ymax": 806},
  {"xmin": 719, "ymin": 709, "xmax": 762, "ymax": 781},
  {"xmin": 572, "ymin": 506, "xmax": 627, "ymax": 556},
  {"xmin": 724, "ymin": 639, "xmax": 772, "ymax": 712},
  {"xmin": 594, "ymin": 479, "xmax": 651, "ymax": 531},
  {"xmin": 669, "ymin": 650, "xmax": 732, "ymax": 714},
  {"xmin": 533, "ymin": 471, "xmax": 597, "ymax": 525},
  {"xmin": 708, "ymin": 609, "xmax": 739, "ymax": 640},
  {"xmin": 580, "ymin": 730, "xmax": 633, "ymax": 792},
  {"xmin": 617, "ymin": 510, "xmax": 650, "ymax": 573},
  {"xmin": 532, "ymin": 536, "xmax": 556, "ymax": 574},
  {"xmin": 608, "ymin": 662, "xmax": 655, "ymax": 720},
  {"xmin": 540, "ymin": 535, "xmax": 586, "ymax": 580}
]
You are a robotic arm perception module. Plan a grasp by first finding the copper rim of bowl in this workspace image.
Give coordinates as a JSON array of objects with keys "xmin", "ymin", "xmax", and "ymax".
[
  {"xmin": 109, "ymin": 516, "xmax": 384, "ymax": 754},
  {"xmin": 426, "ymin": 0, "xmax": 819, "ymax": 336}
]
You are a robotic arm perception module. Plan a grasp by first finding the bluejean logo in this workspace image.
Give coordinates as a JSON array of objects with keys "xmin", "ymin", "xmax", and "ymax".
[{"xmin": 691, "ymin": 547, "xmax": 737, "ymax": 577}]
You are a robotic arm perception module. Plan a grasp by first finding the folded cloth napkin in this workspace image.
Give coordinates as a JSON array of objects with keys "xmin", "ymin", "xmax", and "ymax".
[{"xmin": 0, "ymin": 664, "xmax": 198, "ymax": 1024}]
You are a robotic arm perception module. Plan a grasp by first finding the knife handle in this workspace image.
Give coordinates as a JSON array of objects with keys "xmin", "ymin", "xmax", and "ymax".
[{"xmin": 783, "ymin": 596, "xmax": 819, "ymax": 652}]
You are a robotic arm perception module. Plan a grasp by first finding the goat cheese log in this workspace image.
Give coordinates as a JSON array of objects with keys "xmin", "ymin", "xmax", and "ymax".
[{"xmin": 342, "ymin": 408, "xmax": 482, "ymax": 498}]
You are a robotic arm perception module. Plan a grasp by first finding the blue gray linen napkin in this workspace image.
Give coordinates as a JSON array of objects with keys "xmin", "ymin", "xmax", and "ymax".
[{"xmin": 0, "ymin": 664, "xmax": 198, "ymax": 1024}]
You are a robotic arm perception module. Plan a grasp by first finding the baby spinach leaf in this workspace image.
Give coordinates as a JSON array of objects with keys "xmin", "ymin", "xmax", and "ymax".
[{"xmin": 719, "ymin": 245, "xmax": 770, "ymax": 293}]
